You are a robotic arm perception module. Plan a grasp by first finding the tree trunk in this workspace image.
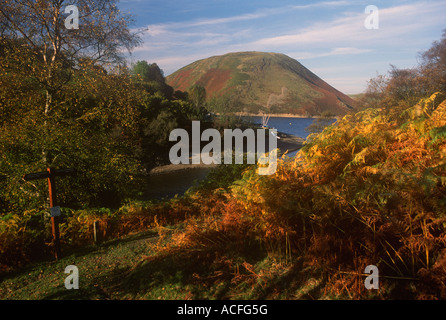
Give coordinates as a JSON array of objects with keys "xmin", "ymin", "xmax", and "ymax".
[{"xmin": 42, "ymin": 89, "xmax": 52, "ymax": 165}]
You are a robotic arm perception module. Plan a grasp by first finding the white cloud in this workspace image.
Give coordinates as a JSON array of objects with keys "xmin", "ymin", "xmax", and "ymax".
[
  {"xmin": 128, "ymin": 0, "xmax": 446, "ymax": 92},
  {"xmin": 330, "ymin": 47, "xmax": 370, "ymax": 55},
  {"xmin": 140, "ymin": 1, "xmax": 350, "ymax": 30},
  {"xmin": 138, "ymin": 1, "xmax": 445, "ymax": 56},
  {"xmin": 288, "ymin": 47, "xmax": 371, "ymax": 60},
  {"xmin": 251, "ymin": 2, "xmax": 445, "ymax": 49}
]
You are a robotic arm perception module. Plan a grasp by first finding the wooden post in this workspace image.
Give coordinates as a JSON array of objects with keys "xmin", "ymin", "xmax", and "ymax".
[
  {"xmin": 93, "ymin": 220, "xmax": 99, "ymax": 244},
  {"xmin": 47, "ymin": 167, "xmax": 61, "ymax": 259},
  {"xmin": 23, "ymin": 167, "xmax": 76, "ymax": 260}
]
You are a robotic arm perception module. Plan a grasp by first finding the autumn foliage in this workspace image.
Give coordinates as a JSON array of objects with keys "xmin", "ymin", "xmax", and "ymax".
[
  {"xmin": 1, "ymin": 92, "xmax": 445, "ymax": 299},
  {"xmin": 141, "ymin": 93, "xmax": 445, "ymax": 299}
]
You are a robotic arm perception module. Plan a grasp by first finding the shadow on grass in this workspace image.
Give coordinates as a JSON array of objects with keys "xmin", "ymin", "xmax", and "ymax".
[
  {"xmin": 249, "ymin": 258, "xmax": 325, "ymax": 300},
  {"xmin": 41, "ymin": 266, "xmax": 131, "ymax": 300},
  {"xmin": 106, "ymin": 243, "xmax": 269, "ymax": 299},
  {"xmin": 62, "ymin": 229, "xmax": 160, "ymax": 258},
  {"xmin": 105, "ymin": 245, "xmax": 326, "ymax": 300},
  {"xmin": 1, "ymin": 230, "xmax": 326, "ymax": 300}
]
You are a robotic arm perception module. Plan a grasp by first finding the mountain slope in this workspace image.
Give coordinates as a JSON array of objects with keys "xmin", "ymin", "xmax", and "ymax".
[{"xmin": 166, "ymin": 51, "xmax": 357, "ymax": 116}]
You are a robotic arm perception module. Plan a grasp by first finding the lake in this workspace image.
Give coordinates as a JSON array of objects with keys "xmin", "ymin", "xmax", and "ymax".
[
  {"xmin": 146, "ymin": 116, "xmax": 327, "ymax": 199},
  {"xmin": 243, "ymin": 116, "xmax": 318, "ymax": 140},
  {"xmin": 146, "ymin": 167, "xmax": 211, "ymax": 200}
]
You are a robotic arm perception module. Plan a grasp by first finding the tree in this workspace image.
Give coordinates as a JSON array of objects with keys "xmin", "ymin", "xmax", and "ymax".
[
  {"xmin": 385, "ymin": 65, "xmax": 424, "ymax": 108},
  {"xmin": 188, "ymin": 84, "xmax": 208, "ymax": 119},
  {"xmin": 0, "ymin": 1, "xmax": 145, "ymax": 211},
  {"xmin": 189, "ymin": 85, "xmax": 206, "ymax": 108},
  {"xmin": 132, "ymin": 61, "xmax": 164, "ymax": 83},
  {"xmin": 359, "ymin": 73, "xmax": 389, "ymax": 109},
  {"xmin": 360, "ymin": 30, "xmax": 446, "ymax": 112},
  {"xmin": 420, "ymin": 29, "xmax": 446, "ymax": 94},
  {"xmin": 131, "ymin": 60, "xmax": 173, "ymax": 98},
  {"xmin": 0, "ymin": 0, "xmax": 141, "ymax": 164}
]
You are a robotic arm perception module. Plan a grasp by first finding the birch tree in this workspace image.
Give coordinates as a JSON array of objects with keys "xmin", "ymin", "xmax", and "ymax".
[{"xmin": 0, "ymin": 0, "xmax": 141, "ymax": 163}]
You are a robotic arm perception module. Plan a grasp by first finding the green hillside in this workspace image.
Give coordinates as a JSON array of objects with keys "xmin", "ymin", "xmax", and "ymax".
[{"xmin": 166, "ymin": 51, "xmax": 357, "ymax": 116}]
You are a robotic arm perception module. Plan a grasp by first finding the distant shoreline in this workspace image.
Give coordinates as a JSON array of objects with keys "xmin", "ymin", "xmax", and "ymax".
[
  {"xmin": 150, "ymin": 130, "xmax": 305, "ymax": 175},
  {"xmin": 217, "ymin": 112, "xmax": 337, "ymax": 119}
]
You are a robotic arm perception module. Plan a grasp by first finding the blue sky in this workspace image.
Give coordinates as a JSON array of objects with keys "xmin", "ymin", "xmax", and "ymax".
[{"xmin": 118, "ymin": 0, "xmax": 446, "ymax": 94}]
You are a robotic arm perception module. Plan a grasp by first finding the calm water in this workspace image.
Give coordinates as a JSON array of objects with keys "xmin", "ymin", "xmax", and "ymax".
[
  {"xmin": 243, "ymin": 116, "xmax": 336, "ymax": 157},
  {"xmin": 146, "ymin": 116, "xmax": 327, "ymax": 199},
  {"xmin": 244, "ymin": 116, "xmax": 317, "ymax": 139},
  {"xmin": 146, "ymin": 167, "xmax": 210, "ymax": 200}
]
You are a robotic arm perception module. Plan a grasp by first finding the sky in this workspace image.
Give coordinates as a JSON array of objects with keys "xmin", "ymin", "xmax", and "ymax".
[{"xmin": 118, "ymin": 0, "xmax": 446, "ymax": 94}]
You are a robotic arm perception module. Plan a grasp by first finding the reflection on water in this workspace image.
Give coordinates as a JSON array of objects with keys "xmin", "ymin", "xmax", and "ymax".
[{"xmin": 146, "ymin": 167, "xmax": 212, "ymax": 199}]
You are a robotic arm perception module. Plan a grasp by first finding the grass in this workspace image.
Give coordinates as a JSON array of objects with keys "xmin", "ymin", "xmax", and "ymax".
[
  {"xmin": 0, "ymin": 227, "xmax": 329, "ymax": 300},
  {"xmin": 0, "ymin": 230, "xmax": 159, "ymax": 299}
]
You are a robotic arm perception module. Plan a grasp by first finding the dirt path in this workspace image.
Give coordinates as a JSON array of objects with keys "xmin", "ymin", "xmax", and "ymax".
[{"xmin": 276, "ymin": 131, "xmax": 305, "ymax": 154}]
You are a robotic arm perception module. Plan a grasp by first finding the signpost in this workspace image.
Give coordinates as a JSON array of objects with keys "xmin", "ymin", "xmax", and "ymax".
[{"xmin": 23, "ymin": 167, "xmax": 76, "ymax": 260}]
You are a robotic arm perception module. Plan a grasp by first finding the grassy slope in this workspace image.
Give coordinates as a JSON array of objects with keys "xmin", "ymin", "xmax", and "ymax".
[
  {"xmin": 0, "ymin": 230, "xmax": 158, "ymax": 300},
  {"xmin": 0, "ymin": 228, "xmax": 327, "ymax": 300}
]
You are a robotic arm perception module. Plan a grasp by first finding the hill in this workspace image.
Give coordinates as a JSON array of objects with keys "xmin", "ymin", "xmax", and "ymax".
[{"xmin": 166, "ymin": 51, "xmax": 357, "ymax": 116}]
